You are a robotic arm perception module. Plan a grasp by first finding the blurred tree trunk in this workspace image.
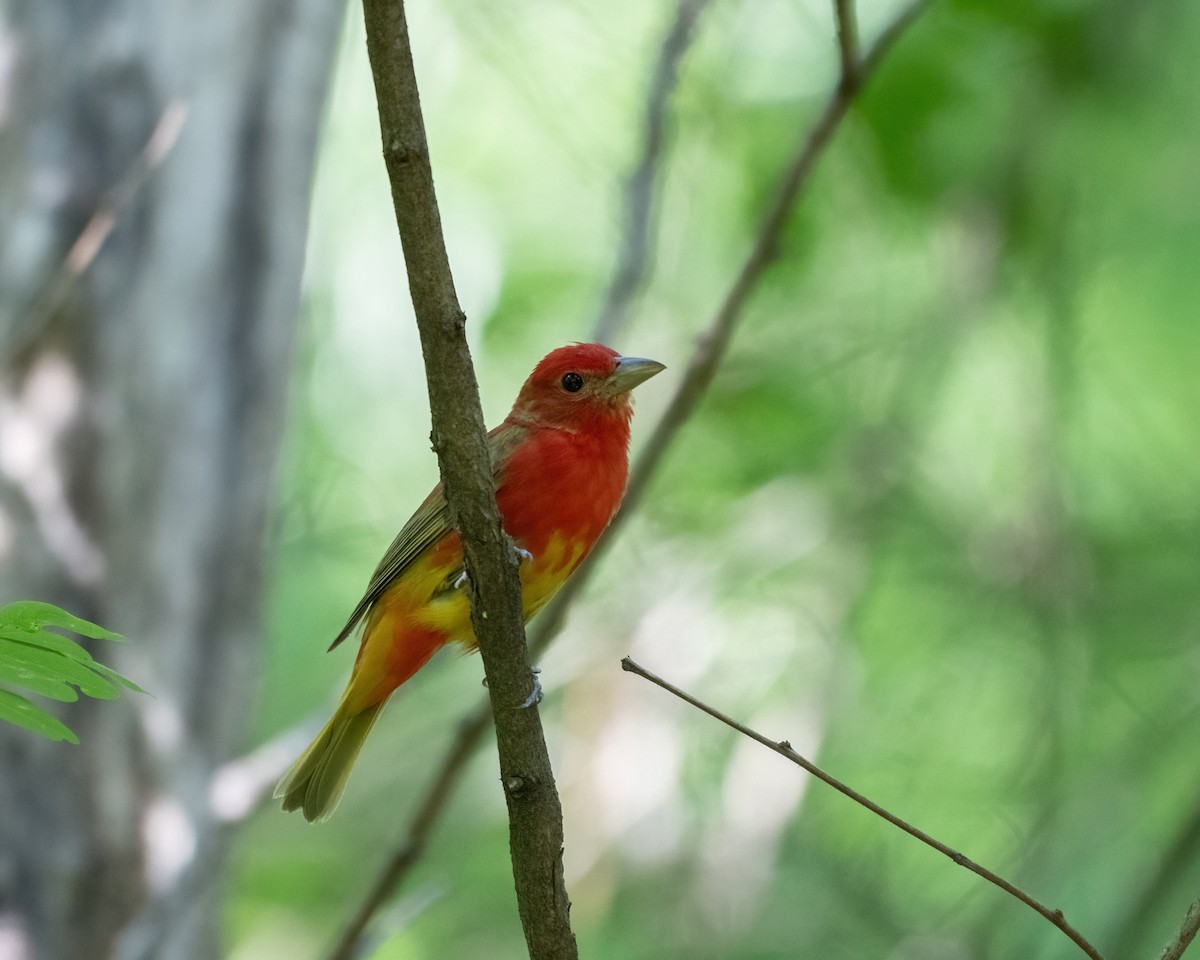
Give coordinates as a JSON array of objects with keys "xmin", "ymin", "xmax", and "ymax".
[{"xmin": 0, "ymin": 1, "xmax": 344, "ymax": 958}]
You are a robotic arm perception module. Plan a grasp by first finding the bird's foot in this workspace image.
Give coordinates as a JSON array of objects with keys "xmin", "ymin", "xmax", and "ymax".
[
  {"xmin": 451, "ymin": 569, "xmax": 470, "ymax": 590},
  {"xmin": 518, "ymin": 667, "xmax": 543, "ymax": 709},
  {"xmin": 513, "ymin": 546, "xmax": 534, "ymax": 565},
  {"xmin": 480, "ymin": 668, "xmax": 542, "ymax": 708}
]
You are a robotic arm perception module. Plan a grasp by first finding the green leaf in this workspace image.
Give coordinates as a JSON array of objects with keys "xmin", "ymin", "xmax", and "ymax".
[
  {"xmin": 0, "ymin": 600, "xmax": 124, "ymax": 642},
  {"xmin": 0, "ymin": 602, "xmax": 144, "ymax": 742},
  {"xmin": 87, "ymin": 662, "xmax": 144, "ymax": 691},
  {"xmin": 0, "ymin": 689, "xmax": 79, "ymax": 743},
  {"xmin": 0, "ymin": 622, "xmax": 143, "ymax": 692},
  {"xmin": 0, "ymin": 621, "xmax": 103, "ymax": 663},
  {"xmin": 0, "ymin": 637, "xmax": 120, "ymax": 700},
  {"xmin": 0, "ymin": 658, "xmax": 80, "ymax": 702},
  {"xmin": 85, "ymin": 659, "xmax": 146, "ymax": 694}
]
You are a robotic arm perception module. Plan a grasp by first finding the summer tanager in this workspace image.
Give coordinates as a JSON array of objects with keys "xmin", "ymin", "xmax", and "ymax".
[{"xmin": 276, "ymin": 343, "xmax": 664, "ymax": 821}]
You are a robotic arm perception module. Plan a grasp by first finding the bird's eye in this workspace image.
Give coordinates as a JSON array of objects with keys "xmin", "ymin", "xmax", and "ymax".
[{"xmin": 561, "ymin": 372, "xmax": 584, "ymax": 393}]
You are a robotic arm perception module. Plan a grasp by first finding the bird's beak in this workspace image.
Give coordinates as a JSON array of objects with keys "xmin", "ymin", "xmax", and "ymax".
[{"xmin": 608, "ymin": 356, "xmax": 666, "ymax": 394}]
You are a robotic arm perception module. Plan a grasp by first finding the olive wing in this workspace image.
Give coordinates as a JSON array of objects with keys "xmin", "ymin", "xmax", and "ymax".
[{"xmin": 327, "ymin": 423, "xmax": 527, "ymax": 651}]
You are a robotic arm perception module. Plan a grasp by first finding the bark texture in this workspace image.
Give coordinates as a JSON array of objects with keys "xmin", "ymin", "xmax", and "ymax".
[
  {"xmin": 360, "ymin": 1, "xmax": 579, "ymax": 957},
  {"xmin": 0, "ymin": 1, "xmax": 344, "ymax": 957}
]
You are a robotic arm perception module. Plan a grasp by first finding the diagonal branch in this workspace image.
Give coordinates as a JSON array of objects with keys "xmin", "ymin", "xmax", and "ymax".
[
  {"xmin": 532, "ymin": 0, "xmax": 933, "ymax": 648},
  {"xmin": 326, "ymin": 3, "xmax": 932, "ymax": 954},
  {"xmin": 326, "ymin": 704, "xmax": 493, "ymax": 960},
  {"xmin": 1112, "ymin": 795, "xmax": 1200, "ymax": 959},
  {"xmin": 834, "ymin": 0, "xmax": 860, "ymax": 85},
  {"xmin": 360, "ymin": 1, "xmax": 577, "ymax": 958},
  {"xmin": 13, "ymin": 100, "xmax": 188, "ymax": 367},
  {"xmin": 633, "ymin": 0, "xmax": 928, "ymax": 463},
  {"xmin": 621, "ymin": 656, "xmax": 1107, "ymax": 960},
  {"xmin": 592, "ymin": 0, "xmax": 713, "ymax": 345},
  {"xmin": 1160, "ymin": 897, "xmax": 1200, "ymax": 960}
]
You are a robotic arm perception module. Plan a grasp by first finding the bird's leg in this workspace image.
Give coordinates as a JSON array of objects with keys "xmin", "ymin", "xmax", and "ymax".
[
  {"xmin": 513, "ymin": 545, "xmax": 534, "ymax": 565},
  {"xmin": 451, "ymin": 569, "xmax": 470, "ymax": 590},
  {"xmin": 518, "ymin": 667, "xmax": 543, "ymax": 709},
  {"xmin": 481, "ymin": 667, "xmax": 541, "ymax": 707}
]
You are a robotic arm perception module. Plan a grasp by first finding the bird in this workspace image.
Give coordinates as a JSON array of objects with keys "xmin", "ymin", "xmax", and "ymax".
[{"xmin": 275, "ymin": 343, "xmax": 665, "ymax": 821}]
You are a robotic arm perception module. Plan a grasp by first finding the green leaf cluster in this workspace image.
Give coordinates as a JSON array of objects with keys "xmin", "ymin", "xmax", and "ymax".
[{"xmin": 0, "ymin": 601, "xmax": 142, "ymax": 744}]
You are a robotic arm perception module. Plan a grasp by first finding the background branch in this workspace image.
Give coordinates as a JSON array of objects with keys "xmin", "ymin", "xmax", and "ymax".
[
  {"xmin": 621, "ymin": 657, "xmax": 1107, "ymax": 960},
  {"xmin": 834, "ymin": 0, "xmax": 859, "ymax": 84},
  {"xmin": 1113, "ymin": 798, "xmax": 1200, "ymax": 958},
  {"xmin": 591, "ymin": 0, "xmax": 712, "ymax": 345},
  {"xmin": 12, "ymin": 100, "xmax": 188, "ymax": 369},
  {"xmin": 326, "ymin": 1, "xmax": 932, "ymax": 953},
  {"xmin": 360, "ymin": 0, "xmax": 577, "ymax": 957},
  {"xmin": 1160, "ymin": 897, "xmax": 1200, "ymax": 960},
  {"xmin": 326, "ymin": 705, "xmax": 492, "ymax": 960},
  {"xmin": 532, "ymin": 0, "xmax": 933, "ymax": 652}
]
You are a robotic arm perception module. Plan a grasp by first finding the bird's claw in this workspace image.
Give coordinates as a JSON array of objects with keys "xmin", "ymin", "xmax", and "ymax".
[
  {"xmin": 452, "ymin": 549, "xmax": 526, "ymax": 592},
  {"xmin": 481, "ymin": 668, "xmax": 542, "ymax": 707},
  {"xmin": 518, "ymin": 667, "xmax": 543, "ymax": 709}
]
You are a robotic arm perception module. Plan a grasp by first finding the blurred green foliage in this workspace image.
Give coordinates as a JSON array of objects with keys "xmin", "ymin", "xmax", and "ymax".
[{"xmin": 233, "ymin": 0, "xmax": 1200, "ymax": 957}]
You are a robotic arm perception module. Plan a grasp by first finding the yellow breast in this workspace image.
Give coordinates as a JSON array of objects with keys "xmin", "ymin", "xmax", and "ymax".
[{"xmin": 410, "ymin": 531, "xmax": 586, "ymax": 647}]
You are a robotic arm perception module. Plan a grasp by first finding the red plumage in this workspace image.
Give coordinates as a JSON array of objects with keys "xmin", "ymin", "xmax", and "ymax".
[{"xmin": 275, "ymin": 343, "xmax": 664, "ymax": 821}]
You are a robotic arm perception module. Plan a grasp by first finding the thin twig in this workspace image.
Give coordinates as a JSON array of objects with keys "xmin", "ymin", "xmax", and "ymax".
[
  {"xmin": 592, "ymin": 0, "xmax": 712, "ymax": 345},
  {"xmin": 536, "ymin": 0, "xmax": 932, "ymax": 635},
  {"xmin": 628, "ymin": 0, "xmax": 930, "ymax": 503},
  {"xmin": 1160, "ymin": 897, "xmax": 1200, "ymax": 960},
  {"xmin": 621, "ymin": 656, "xmax": 1106, "ymax": 960},
  {"xmin": 14, "ymin": 101, "xmax": 188, "ymax": 365},
  {"xmin": 327, "ymin": 2, "xmax": 932, "ymax": 951},
  {"xmin": 1112, "ymin": 796, "xmax": 1200, "ymax": 958},
  {"xmin": 834, "ymin": 0, "xmax": 860, "ymax": 84}
]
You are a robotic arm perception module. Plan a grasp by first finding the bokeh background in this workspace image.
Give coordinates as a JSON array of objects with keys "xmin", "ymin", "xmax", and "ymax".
[
  {"xmin": 2, "ymin": 0, "xmax": 1198, "ymax": 958},
  {"xmin": 241, "ymin": 1, "xmax": 1200, "ymax": 957}
]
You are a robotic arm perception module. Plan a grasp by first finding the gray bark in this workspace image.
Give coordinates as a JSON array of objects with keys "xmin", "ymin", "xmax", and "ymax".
[{"xmin": 0, "ymin": 1, "xmax": 344, "ymax": 957}]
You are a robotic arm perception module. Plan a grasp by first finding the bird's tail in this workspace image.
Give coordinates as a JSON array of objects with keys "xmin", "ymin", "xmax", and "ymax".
[{"xmin": 274, "ymin": 700, "xmax": 384, "ymax": 822}]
